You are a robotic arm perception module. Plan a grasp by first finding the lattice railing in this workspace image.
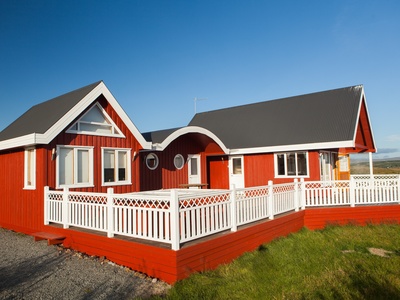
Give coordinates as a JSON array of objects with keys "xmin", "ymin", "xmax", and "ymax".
[
  {"xmin": 178, "ymin": 191, "xmax": 231, "ymax": 243},
  {"xmin": 304, "ymin": 181, "xmax": 350, "ymax": 207},
  {"xmin": 235, "ymin": 186, "xmax": 269, "ymax": 226},
  {"xmin": 44, "ymin": 175, "xmax": 400, "ymax": 250}
]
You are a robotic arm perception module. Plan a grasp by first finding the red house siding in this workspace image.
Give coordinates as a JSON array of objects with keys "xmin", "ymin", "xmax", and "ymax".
[
  {"xmin": 45, "ymin": 95, "xmax": 143, "ymax": 193},
  {"xmin": 244, "ymin": 151, "xmax": 322, "ymax": 187},
  {"xmin": 140, "ymin": 134, "xmax": 225, "ymax": 191},
  {"xmin": 0, "ymin": 148, "xmax": 46, "ymax": 234},
  {"xmin": 0, "ymin": 95, "xmax": 145, "ymax": 234}
]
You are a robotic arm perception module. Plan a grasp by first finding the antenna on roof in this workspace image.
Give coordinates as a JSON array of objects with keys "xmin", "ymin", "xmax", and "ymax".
[{"xmin": 194, "ymin": 97, "xmax": 208, "ymax": 114}]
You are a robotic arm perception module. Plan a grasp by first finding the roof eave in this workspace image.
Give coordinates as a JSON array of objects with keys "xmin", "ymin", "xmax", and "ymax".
[
  {"xmin": 0, "ymin": 82, "xmax": 152, "ymax": 151},
  {"xmin": 229, "ymin": 140, "xmax": 355, "ymax": 155}
]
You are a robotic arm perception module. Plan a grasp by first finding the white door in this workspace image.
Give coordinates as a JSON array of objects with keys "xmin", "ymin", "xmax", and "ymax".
[
  {"xmin": 188, "ymin": 154, "xmax": 201, "ymax": 187},
  {"xmin": 229, "ymin": 156, "xmax": 244, "ymax": 189},
  {"xmin": 320, "ymin": 152, "xmax": 332, "ymax": 181}
]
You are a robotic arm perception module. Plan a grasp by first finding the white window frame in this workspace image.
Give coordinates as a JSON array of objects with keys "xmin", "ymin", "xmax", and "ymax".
[
  {"xmin": 67, "ymin": 102, "xmax": 125, "ymax": 138},
  {"xmin": 174, "ymin": 154, "xmax": 185, "ymax": 170},
  {"xmin": 24, "ymin": 147, "xmax": 36, "ymax": 190},
  {"xmin": 101, "ymin": 148, "xmax": 132, "ymax": 186},
  {"xmin": 56, "ymin": 145, "xmax": 94, "ymax": 188},
  {"xmin": 145, "ymin": 153, "xmax": 159, "ymax": 170},
  {"xmin": 274, "ymin": 151, "xmax": 309, "ymax": 178}
]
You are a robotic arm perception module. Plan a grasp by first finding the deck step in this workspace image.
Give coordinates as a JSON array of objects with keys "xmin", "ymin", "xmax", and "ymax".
[{"xmin": 33, "ymin": 232, "xmax": 66, "ymax": 245}]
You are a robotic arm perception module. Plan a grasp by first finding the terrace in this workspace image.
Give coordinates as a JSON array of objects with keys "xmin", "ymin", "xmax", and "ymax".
[{"xmin": 45, "ymin": 174, "xmax": 400, "ymax": 251}]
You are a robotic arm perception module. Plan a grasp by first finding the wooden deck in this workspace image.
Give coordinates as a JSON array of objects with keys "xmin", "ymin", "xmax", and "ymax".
[{"xmin": 28, "ymin": 204, "xmax": 400, "ymax": 284}]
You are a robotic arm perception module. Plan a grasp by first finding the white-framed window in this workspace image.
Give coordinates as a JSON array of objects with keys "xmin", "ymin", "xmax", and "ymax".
[
  {"xmin": 146, "ymin": 153, "xmax": 159, "ymax": 170},
  {"xmin": 275, "ymin": 151, "xmax": 309, "ymax": 177},
  {"xmin": 174, "ymin": 154, "xmax": 185, "ymax": 170},
  {"xmin": 24, "ymin": 147, "xmax": 36, "ymax": 189},
  {"xmin": 67, "ymin": 102, "xmax": 124, "ymax": 138},
  {"xmin": 102, "ymin": 148, "xmax": 131, "ymax": 186},
  {"xmin": 56, "ymin": 145, "xmax": 94, "ymax": 188}
]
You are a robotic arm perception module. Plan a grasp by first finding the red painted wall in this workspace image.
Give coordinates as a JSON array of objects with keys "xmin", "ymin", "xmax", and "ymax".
[
  {"xmin": 45, "ymin": 95, "xmax": 143, "ymax": 193},
  {"xmin": 244, "ymin": 150, "xmax": 322, "ymax": 187},
  {"xmin": 0, "ymin": 95, "xmax": 144, "ymax": 234},
  {"xmin": 140, "ymin": 133, "xmax": 225, "ymax": 191}
]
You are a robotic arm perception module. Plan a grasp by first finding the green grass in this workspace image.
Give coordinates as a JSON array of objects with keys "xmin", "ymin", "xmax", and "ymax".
[{"xmin": 158, "ymin": 224, "xmax": 400, "ymax": 300}]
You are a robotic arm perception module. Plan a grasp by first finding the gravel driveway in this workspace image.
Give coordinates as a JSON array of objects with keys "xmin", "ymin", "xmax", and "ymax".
[{"xmin": 0, "ymin": 228, "xmax": 170, "ymax": 299}]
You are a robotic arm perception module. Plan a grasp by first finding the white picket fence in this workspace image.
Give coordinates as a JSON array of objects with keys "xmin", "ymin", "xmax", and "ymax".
[{"xmin": 44, "ymin": 175, "xmax": 400, "ymax": 250}]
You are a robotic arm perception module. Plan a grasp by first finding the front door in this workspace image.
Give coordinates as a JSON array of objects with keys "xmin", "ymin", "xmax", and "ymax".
[
  {"xmin": 188, "ymin": 154, "xmax": 201, "ymax": 187},
  {"xmin": 320, "ymin": 152, "xmax": 334, "ymax": 181},
  {"xmin": 229, "ymin": 156, "xmax": 244, "ymax": 189}
]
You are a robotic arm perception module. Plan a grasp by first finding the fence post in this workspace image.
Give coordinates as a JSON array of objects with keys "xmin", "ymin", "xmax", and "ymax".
[
  {"xmin": 107, "ymin": 188, "xmax": 114, "ymax": 238},
  {"xmin": 268, "ymin": 180, "xmax": 274, "ymax": 220},
  {"xmin": 170, "ymin": 189, "xmax": 180, "ymax": 250},
  {"xmin": 62, "ymin": 187, "xmax": 69, "ymax": 229},
  {"xmin": 231, "ymin": 184, "xmax": 237, "ymax": 232},
  {"xmin": 300, "ymin": 178, "xmax": 306, "ymax": 210},
  {"xmin": 294, "ymin": 179, "xmax": 299, "ymax": 212},
  {"xmin": 44, "ymin": 186, "xmax": 49, "ymax": 225},
  {"xmin": 350, "ymin": 177, "xmax": 355, "ymax": 207},
  {"xmin": 398, "ymin": 175, "xmax": 400, "ymax": 204}
]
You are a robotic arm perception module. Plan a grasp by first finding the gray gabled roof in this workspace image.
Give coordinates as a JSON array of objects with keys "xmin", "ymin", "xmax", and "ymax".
[
  {"xmin": 142, "ymin": 127, "xmax": 183, "ymax": 144},
  {"xmin": 188, "ymin": 85, "xmax": 364, "ymax": 150},
  {"xmin": 0, "ymin": 81, "xmax": 102, "ymax": 142}
]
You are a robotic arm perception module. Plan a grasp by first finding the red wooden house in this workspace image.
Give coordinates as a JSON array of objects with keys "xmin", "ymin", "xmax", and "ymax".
[
  {"xmin": 0, "ymin": 82, "xmax": 376, "ymax": 235},
  {"xmin": 141, "ymin": 85, "xmax": 376, "ymax": 190},
  {"xmin": 0, "ymin": 81, "xmax": 383, "ymax": 283},
  {"xmin": 0, "ymin": 81, "xmax": 153, "ymax": 234}
]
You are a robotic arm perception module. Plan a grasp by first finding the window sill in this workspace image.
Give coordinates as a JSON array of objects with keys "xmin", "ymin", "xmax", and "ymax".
[
  {"xmin": 57, "ymin": 184, "xmax": 95, "ymax": 189},
  {"xmin": 23, "ymin": 186, "xmax": 36, "ymax": 190},
  {"xmin": 102, "ymin": 181, "xmax": 132, "ymax": 187}
]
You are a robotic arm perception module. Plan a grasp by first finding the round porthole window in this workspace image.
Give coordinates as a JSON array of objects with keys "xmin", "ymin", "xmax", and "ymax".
[
  {"xmin": 174, "ymin": 154, "xmax": 185, "ymax": 170},
  {"xmin": 146, "ymin": 153, "xmax": 159, "ymax": 170}
]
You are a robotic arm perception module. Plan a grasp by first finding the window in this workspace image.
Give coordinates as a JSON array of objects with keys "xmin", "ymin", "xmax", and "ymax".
[
  {"xmin": 102, "ymin": 148, "xmax": 131, "ymax": 185},
  {"xmin": 275, "ymin": 151, "xmax": 308, "ymax": 177},
  {"xmin": 24, "ymin": 148, "xmax": 36, "ymax": 189},
  {"xmin": 57, "ymin": 146, "xmax": 94, "ymax": 188},
  {"xmin": 232, "ymin": 157, "xmax": 242, "ymax": 174},
  {"xmin": 174, "ymin": 154, "xmax": 184, "ymax": 170},
  {"xmin": 146, "ymin": 153, "xmax": 159, "ymax": 170},
  {"xmin": 67, "ymin": 103, "xmax": 124, "ymax": 137}
]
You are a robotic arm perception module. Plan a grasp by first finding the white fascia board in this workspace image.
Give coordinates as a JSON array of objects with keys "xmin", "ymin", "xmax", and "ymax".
[
  {"xmin": 229, "ymin": 140, "xmax": 355, "ymax": 155},
  {"xmin": 0, "ymin": 134, "xmax": 37, "ymax": 151},
  {"xmin": 40, "ymin": 82, "xmax": 152, "ymax": 149},
  {"xmin": 354, "ymin": 87, "xmax": 377, "ymax": 152},
  {"xmin": 156, "ymin": 126, "xmax": 229, "ymax": 154},
  {"xmin": 99, "ymin": 84, "xmax": 152, "ymax": 149}
]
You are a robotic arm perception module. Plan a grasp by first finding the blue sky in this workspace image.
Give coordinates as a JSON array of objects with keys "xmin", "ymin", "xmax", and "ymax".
[{"xmin": 1, "ymin": 0, "xmax": 400, "ymax": 159}]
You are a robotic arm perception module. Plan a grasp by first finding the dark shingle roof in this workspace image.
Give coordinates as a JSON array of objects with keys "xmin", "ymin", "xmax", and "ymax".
[
  {"xmin": 142, "ymin": 127, "xmax": 183, "ymax": 144},
  {"xmin": 0, "ymin": 81, "xmax": 102, "ymax": 141},
  {"xmin": 188, "ymin": 85, "xmax": 362, "ymax": 149}
]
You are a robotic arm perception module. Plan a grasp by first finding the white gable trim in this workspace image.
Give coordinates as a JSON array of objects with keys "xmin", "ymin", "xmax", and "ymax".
[
  {"xmin": 66, "ymin": 102, "xmax": 125, "ymax": 138},
  {"xmin": 352, "ymin": 86, "xmax": 377, "ymax": 153},
  {"xmin": 0, "ymin": 82, "xmax": 152, "ymax": 151},
  {"xmin": 229, "ymin": 140, "xmax": 355, "ymax": 155},
  {"xmin": 152, "ymin": 126, "xmax": 229, "ymax": 154}
]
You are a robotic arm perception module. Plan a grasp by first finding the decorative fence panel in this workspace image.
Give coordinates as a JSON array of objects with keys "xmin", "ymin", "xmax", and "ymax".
[
  {"xmin": 303, "ymin": 181, "xmax": 350, "ymax": 207},
  {"xmin": 235, "ymin": 186, "xmax": 270, "ymax": 226},
  {"xmin": 179, "ymin": 191, "xmax": 231, "ymax": 244},
  {"xmin": 44, "ymin": 175, "xmax": 400, "ymax": 250}
]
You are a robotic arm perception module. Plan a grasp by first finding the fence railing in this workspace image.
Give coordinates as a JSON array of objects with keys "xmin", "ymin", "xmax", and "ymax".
[{"xmin": 44, "ymin": 175, "xmax": 400, "ymax": 250}]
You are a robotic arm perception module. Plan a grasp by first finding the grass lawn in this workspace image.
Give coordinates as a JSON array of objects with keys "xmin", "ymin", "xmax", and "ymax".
[{"xmin": 159, "ymin": 224, "xmax": 400, "ymax": 300}]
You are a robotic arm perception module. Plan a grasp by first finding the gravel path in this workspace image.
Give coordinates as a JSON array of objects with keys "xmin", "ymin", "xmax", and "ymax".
[{"xmin": 0, "ymin": 228, "xmax": 170, "ymax": 299}]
